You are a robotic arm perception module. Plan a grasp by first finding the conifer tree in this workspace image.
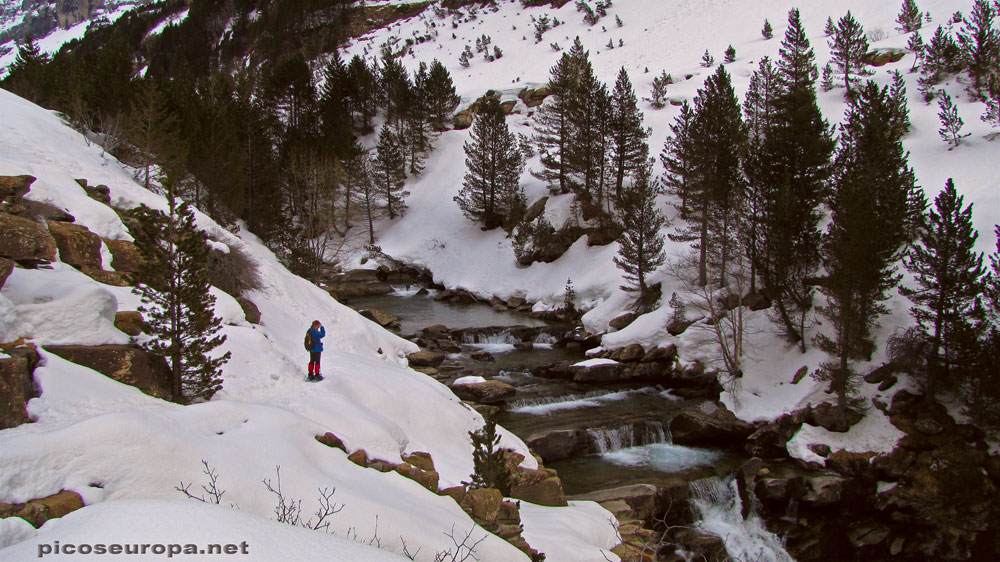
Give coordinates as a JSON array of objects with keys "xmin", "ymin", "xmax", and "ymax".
[
  {"xmin": 425, "ymin": 59, "xmax": 461, "ymax": 130},
  {"xmin": 821, "ymin": 63, "xmax": 835, "ymax": 91},
  {"xmin": 958, "ymin": 0, "xmax": 999, "ymax": 96},
  {"xmin": 824, "ymin": 17, "xmax": 836, "ymax": 37},
  {"xmin": 700, "ymin": 49, "xmax": 715, "ymax": 68},
  {"xmin": 373, "ymin": 128, "xmax": 408, "ymax": 219},
  {"xmin": 907, "ymin": 32, "xmax": 925, "ymax": 72},
  {"xmin": 402, "ymin": 62, "xmax": 432, "ymax": 175},
  {"xmin": 752, "ymin": 11, "xmax": 835, "ymax": 348},
  {"xmin": 742, "ymin": 57, "xmax": 781, "ymax": 293},
  {"xmin": 889, "ymin": 70, "xmax": 912, "ymax": 138},
  {"xmin": 762, "ymin": 19, "xmax": 773, "ymax": 40},
  {"xmin": 609, "ymin": 67, "xmax": 649, "ymax": 207},
  {"xmin": 565, "ymin": 47, "xmax": 609, "ymax": 207},
  {"xmin": 533, "ymin": 52, "xmax": 577, "ymax": 194},
  {"xmin": 355, "ymin": 152, "xmax": 380, "ymax": 244},
  {"xmin": 937, "ymin": 90, "xmax": 969, "ymax": 148},
  {"xmin": 455, "ymin": 97, "xmax": 524, "ymax": 229},
  {"xmin": 318, "ymin": 52, "xmax": 354, "ymax": 157},
  {"xmin": 921, "ymin": 26, "xmax": 962, "ymax": 86},
  {"xmin": 379, "ymin": 47, "xmax": 413, "ymax": 131},
  {"xmin": 830, "ymin": 11, "xmax": 873, "ymax": 97},
  {"xmin": 660, "ymin": 100, "xmax": 696, "ymax": 217},
  {"xmin": 901, "ymin": 179, "xmax": 985, "ymax": 400},
  {"xmin": 346, "ymin": 55, "xmax": 378, "ymax": 132},
  {"xmin": 465, "ymin": 417, "xmax": 511, "ymax": 494},
  {"xmin": 614, "ymin": 159, "xmax": 665, "ymax": 309},
  {"xmin": 814, "ymin": 81, "xmax": 915, "ymax": 413},
  {"xmin": 724, "ymin": 45, "xmax": 736, "ymax": 63},
  {"xmin": 897, "ymin": 0, "xmax": 923, "ymax": 33},
  {"xmin": 687, "ymin": 64, "xmax": 745, "ymax": 287},
  {"xmin": 127, "ymin": 80, "xmax": 185, "ymax": 191},
  {"xmin": 130, "ymin": 182, "xmax": 230, "ymax": 403},
  {"xmin": 647, "ymin": 71, "xmax": 671, "ymax": 108},
  {"xmin": 6, "ymin": 35, "xmax": 48, "ymax": 100}
]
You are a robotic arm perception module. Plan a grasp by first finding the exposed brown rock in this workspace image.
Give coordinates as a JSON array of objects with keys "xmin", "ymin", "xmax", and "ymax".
[
  {"xmin": 315, "ymin": 432, "xmax": 347, "ymax": 452},
  {"xmin": 402, "ymin": 451, "xmax": 435, "ymax": 473},
  {"xmin": 450, "ymin": 380, "xmax": 515, "ymax": 404},
  {"xmin": 114, "ymin": 311, "xmax": 143, "ymax": 336},
  {"xmin": 0, "ymin": 175, "xmax": 34, "ymax": 203},
  {"xmin": 526, "ymin": 429, "xmax": 589, "ymax": 463},
  {"xmin": 0, "ymin": 257, "xmax": 13, "ymax": 290},
  {"xmin": 347, "ymin": 449, "xmax": 368, "ymax": 467},
  {"xmin": 509, "ymin": 467, "xmax": 567, "ymax": 506},
  {"xmin": 394, "ymin": 462, "xmax": 440, "ymax": 492},
  {"xmin": 0, "ymin": 212, "xmax": 57, "ymax": 262},
  {"xmin": 236, "ymin": 297, "xmax": 261, "ymax": 324},
  {"xmin": 0, "ymin": 346, "xmax": 40, "ymax": 429},
  {"xmin": 42, "ymin": 344, "xmax": 172, "ymax": 399},
  {"xmin": 103, "ymin": 239, "xmax": 143, "ymax": 273},
  {"xmin": 407, "ymin": 350, "xmax": 447, "ymax": 367},
  {"xmin": 460, "ymin": 487, "xmax": 502, "ymax": 523},
  {"xmin": 669, "ymin": 406, "xmax": 754, "ymax": 448},
  {"xmin": 360, "ymin": 308, "xmax": 400, "ymax": 330}
]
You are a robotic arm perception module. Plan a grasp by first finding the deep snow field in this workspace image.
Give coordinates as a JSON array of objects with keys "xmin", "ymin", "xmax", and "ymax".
[
  {"xmin": 0, "ymin": 86, "xmax": 619, "ymax": 561},
  {"xmin": 338, "ymin": 0, "xmax": 998, "ymax": 444},
  {"xmin": 1, "ymin": 0, "xmax": 999, "ymax": 559}
]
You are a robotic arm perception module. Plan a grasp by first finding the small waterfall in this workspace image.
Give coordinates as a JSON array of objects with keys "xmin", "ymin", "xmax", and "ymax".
[
  {"xmin": 460, "ymin": 328, "xmax": 519, "ymax": 345},
  {"xmin": 587, "ymin": 421, "xmax": 670, "ymax": 453},
  {"xmin": 688, "ymin": 477, "xmax": 795, "ymax": 562},
  {"xmin": 534, "ymin": 332, "xmax": 558, "ymax": 345},
  {"xmin": 508, "ymin": 388, "xmax": 655, "ymax": 414}
]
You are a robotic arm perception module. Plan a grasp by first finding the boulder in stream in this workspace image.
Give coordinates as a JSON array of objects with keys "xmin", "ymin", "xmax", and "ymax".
[
  {"xmin": 450, "ymin": 380, "xmax": 515, "ymax": 404},
  {"xmin": 669, "ymin": 405, "xmax": 754, "ymax": 448}
]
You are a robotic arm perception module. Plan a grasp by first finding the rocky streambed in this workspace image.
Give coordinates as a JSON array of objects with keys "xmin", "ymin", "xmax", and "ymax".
[{"xmin": 333, "ymin": 268, "xmax": 1000, "ymax": 562}]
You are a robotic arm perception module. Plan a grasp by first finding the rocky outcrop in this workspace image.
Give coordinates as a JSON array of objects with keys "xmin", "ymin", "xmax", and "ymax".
[
  {"xmin": 75, "ymin": 178, "xmax": 111, "ymax": 205},
  {"xmin": 407, "ymin": 350, "xmax": 448, "ymax": 368},
  {"xmin": 324, "ymin": 269, "xmax": 393, "ymax": 301},
  {"xmin": 113, "ymin": 311, "xmax": 144, "ymax": 336},
  {"xmin": 0, "ymin": 212, "xmax": 58, "ymax": 264},
  {"xmin": 0, "ymin": 257, "xmax": 13, "ymax": 291},
  {"xmin": 509, "ymin": 465, "xmax": 567, "ymax": 506},
  {"xmin": 0, "ymin": 175, "xmax": 34, "ymax": 203},
  {"xmin": 669, "ymin": 406, "xmax": 754, "ymax": 448},
  {"xmin": 359, "ymin": 308, "xmax": 400, "ymax": 330},
  {"xmin": 450, "ymin": 380, "xmax": 515, "ymax": 404},
  {"xmin": 103, "ymin": 239, "xmax": 143, "ymax": 273},
  {"xmin": 43, "ymin": 344, "xmax": 172, "ymax": 399},
  {"xmin": 236, "ymin": 297, "xmax": 261, "ymax": 324},
  {"xmin": 518, "ymin": 87, "xmax": 550, "ymax": 108},
  {"xmin": 0, "ymin": 490, "xmax": 84, "ymax": 528},
  {"xmin": 0, "ymin": 345, "xmax": 40, "ymax": 429},
  {"xmin": 315, "ymin": 432, "xmax": 347, "ymax": 452},
  {"xmin": 46, "ymin": 220, "xmax": 103, "ymax": 270},
  {"xmin": 526, "ymin": 429, "xmax": 589, "ymax": 463}
]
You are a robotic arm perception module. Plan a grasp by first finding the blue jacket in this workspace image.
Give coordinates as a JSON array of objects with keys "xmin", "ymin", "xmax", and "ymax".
[{"xmin": 308, "ymin": 326, "xmax": 325, "ymax": 352}]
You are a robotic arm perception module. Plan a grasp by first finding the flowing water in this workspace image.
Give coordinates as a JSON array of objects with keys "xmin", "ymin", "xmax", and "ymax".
[
  {"xmin": 689, "ymin": 477, "xmax": 796, "ymax": 562},
  {"xmin": 347, "ymin": 290, "xmax": 791, "ymax": 558}
]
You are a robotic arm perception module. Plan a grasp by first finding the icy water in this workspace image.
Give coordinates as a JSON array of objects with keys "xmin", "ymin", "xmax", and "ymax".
[
  {"xmin": 348, "ymin": 289, "xmax": 550, "ymax": 335},
  {"xmin": 347, "ymin": 290, "xmax": 790, "ymax": 559}
]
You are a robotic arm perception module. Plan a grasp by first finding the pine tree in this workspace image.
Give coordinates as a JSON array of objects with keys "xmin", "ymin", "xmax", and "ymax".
[
  {"xmin": 373, "ymin": 128, "xmax": 408, "ymax": 219},
  {"xmin": 609, "ymin": 67, "xmax": 650, "ymax": 208},
  {"xmin": 402, "ymin": 62, "xmax": 433, "ymax": 176},
  {"xmin": 660, "ymin": 100, "xmax": 696, "ymax": 217},
  {"xmin": 889, "ymin": 70, "xmax": 912, "ymax": 138},
  {"xmin": 565, "ymin": 46, "xmax": 609, "ymax": 207},
  {"xmin": 830, "ymin": 11, "xmax": 873, "ymax": 97},
  {"xmin": 937, "ymin": 90, "xmax": 969, "ymax": 148},
  {"xmin": 815, "ymin": 81, "xmax": 915, "ymax": 413},
  {"xmin": 688, "ymin": 64, "xmax": 745, "ymax": 287},
  {"xmin": 425, "ymin": 60, "xmax": 460, "ymax": 131},
  {"xmin": 907, "ymin": 32, "xmax": 925, "ymax": 72},
  {"xmin": 901, "ymin": 179, "xmax": 986, "ymax": 400},
  {"xmin": 355, "ymin": 152, "xmax": 380, "ymax": 245},
  {"xmin": 465, "ymin": 417, "xmax": 511, "ymax": 494},
  {"xmin": 455, "ymin": 97, "xmax": 524, "ymax": 229},
  {"xmin": 751, "ymin": 10, "xmax": 835, "ymax": 349},
  {"xmin": 614, "ymin": 159, "xmax": 665, "ymax": 309},
  {"xmin": 318, "ymin": 52, "xmax": 354, "ymax": 157},
  {"xmin": 821, "ymin": 63, "xmax": 835, "ymax": 91},
  {"xmin": 130, "ymin": 183, "xmax": 230, "ymax": 403},
  {"xmin": 346, "ymin": 55, "xmax": 378, "ymax": 132},
  {"xmin": 922, "ymin": 26, "xmax": 962, "ymax": 85},
  {"xmin": 897, "ymin": 0, "xmax": 923, "ymax": 33},
  {"xmin": 647, "ymin": 71, "xmax": 671, "ymax": 108},
  {"xmin": 824, "ymin": 17, "xmax": 836, "ymax": 37},
  {"xmin": 379, "ymin": 47, "xmax": 413, "ymax": 131},
  {"xmin": 700, "ymin": 49, "xmax": 715, "ymax": 68},
  {"xmin": 982, "ymin": 75, "xmax": 1000, "ymax": 126},
  {"xmin": 563, "ymin": 278, "xmax": 576, "ymax": 312},
  {"xmin": 724, "ymin": 45, "xmax": 736, "ymax": 63},
  {"xmin": 5, "ymin": 35, "xmax": 49, "ymax": 100},
  {"xmin": 762, "ymin": 19, "xmax": 773, "ymax": 40},
  {"xmin": 958, "ymin": 0, "xmax": 999, "ymax": 97},
  {"xmin": 127, "ymin": 80, "xmax": 185, "ymax": 191},
  {"xmin": 533, "ymin": 52, "xmax": 577, "ymax": 194}
]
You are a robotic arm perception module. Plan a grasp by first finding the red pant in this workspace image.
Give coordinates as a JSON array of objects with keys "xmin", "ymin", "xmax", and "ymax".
[{"xmin": 308, "ymin": 351, "xmax": 322, "ymax": 374}]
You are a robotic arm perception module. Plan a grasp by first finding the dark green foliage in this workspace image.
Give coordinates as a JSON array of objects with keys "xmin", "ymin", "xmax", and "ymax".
[
  {"xmin": 829, "ymin": 11, "xmax": 873, "ymax": 96},
  {"xmin": 614, "ymin": 160, "xmax": 665, "ymax": 307},
  {"xmin": 646, "ymin": 70, "xmax": 671, "ymax": 108},
  {"xmin": 127, "ymin": 80, "xmax": 186, "ymax": 191},
  {"xmin": 661, "ymin": 101, "xmax": 696, "ymax": 219},
  {"xmin": 897, "ymin": 0, "xmax": 923, "ymax": 33},
  {"xmin": 937, "ymin": 90, "xmax": 969, "ymax": 147},
  {"xmin": 907, "ymin": 32, "xmax": 925, "ymax": 72},
  {"xmin": 824, "ymin": 16, "xmax": 836, "ymax": 37},
  {"xmin": 747, "ymin": 23, "xmax": 834, "ymax": 349},
  {"xmin": 425, "ymin": 59, "xmax": 461, "ymax": 130},
  {"xmin": 4, "ymin": 36, "xmax": 49, "ymax": 100},
  {"xmin": 921, "ymin": 26, "xmax": 963, "ymax": 86},
  {"xmin": 533, "ymin": 52, "xmax": 576, "ymax": 194},
  {"xmin": 686, "ymin": 65, "xmax": 746, "ymax": 287},
  {"xmin": 814, "ymin": 81, "xmax": 916, "ymax": 412},
  {"xmin": 455, "ymin": 97, "xmax": 525, "ymax": 229},
  {"xmin": 700, "ymin": 49, "xmax": 714, "ymax": 68},
  {"xmin": 762, "ymin": 19, "xmax": 773, "ymax": 40},
  {"xmin": 374, "ymin": 128, "xmax": 408, "ymax": 220},
  {"xmin": 609, "ymin": 67, "xmax": 650, "ymax": 207},
  {"xmin": 958, "ymin": 0, "xmax": 999, "ymax": 96},
  {"xmin": 465, "ymin": 417, "xmax": 511, "ymax": 495},
  {"xmin": 346, "ymin": 54, "xmax": 379, "ymax": 132},
  {"xmin": 130, "ymin": 186, "xmax": 230, "ymax": 403},
  {"xmin": 563, "ymin": 278, "xmax": 576, "ymax": 312},
  {"xmin": 888, "ymin": 70, "xmax": 912, "ymax": 138},
  {"xmin": 724, "ymin": 45, "xmax": 736, "ymax": 63},
  {"xmin": 900, "ymin": 179, "xmax": 985, "ymax": 400}
]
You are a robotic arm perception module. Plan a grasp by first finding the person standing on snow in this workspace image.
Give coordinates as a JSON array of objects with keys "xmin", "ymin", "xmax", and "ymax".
[{"xmin": 306, "ymin": 320, "xmax": 325, "ymax": 381}]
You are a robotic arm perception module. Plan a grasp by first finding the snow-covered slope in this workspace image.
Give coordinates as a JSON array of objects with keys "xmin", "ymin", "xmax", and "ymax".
[
  {"xmin": 341, "ymin": 0, "xmax": 999, "ymax": 438},
  {"xmin": 0, "ymin": 88, "xmax": 620, "ymax": 561}
]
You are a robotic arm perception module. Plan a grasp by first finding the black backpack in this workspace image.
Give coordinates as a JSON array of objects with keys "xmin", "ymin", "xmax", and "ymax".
[{"xmin": 304, "ymin": 331, "xmax": 313, "ymax": 351}]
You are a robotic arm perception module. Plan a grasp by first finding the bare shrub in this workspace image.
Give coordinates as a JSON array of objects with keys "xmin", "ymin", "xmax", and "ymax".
[{"xmin": 207, "ymin": 241, "xmax": 263, "ymax": 298}]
